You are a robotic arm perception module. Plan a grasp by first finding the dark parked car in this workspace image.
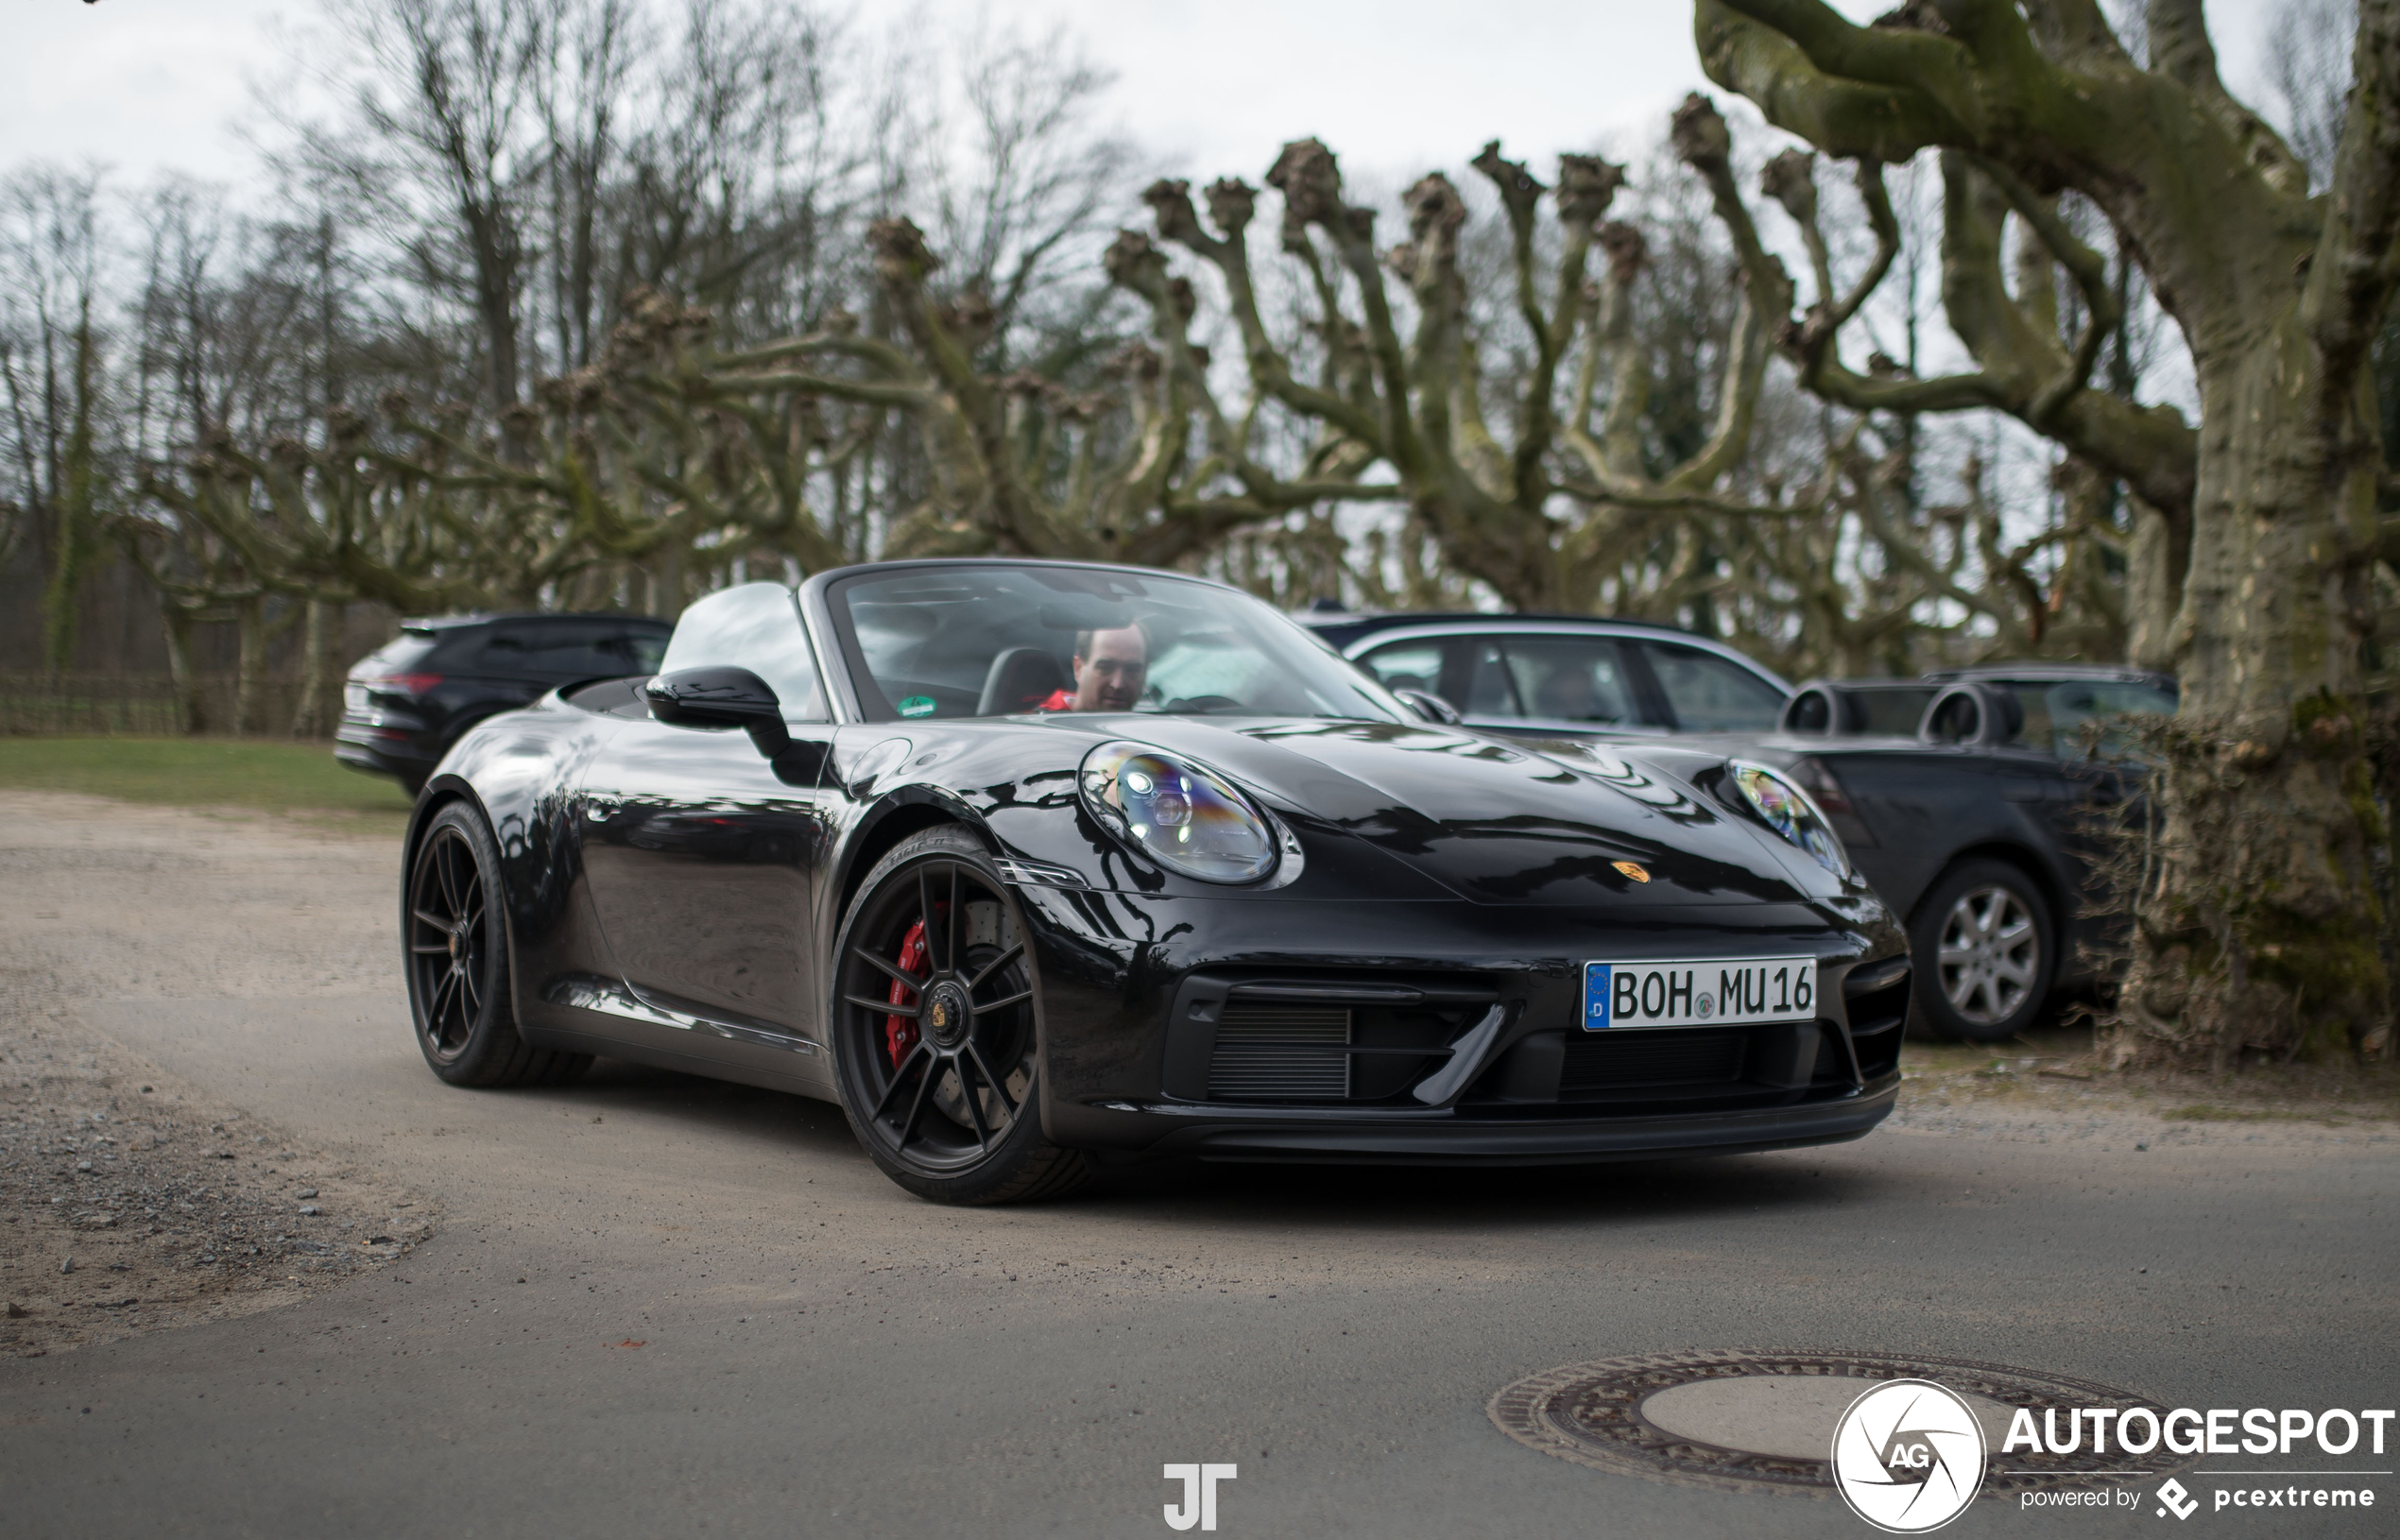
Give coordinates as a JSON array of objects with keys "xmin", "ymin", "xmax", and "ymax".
[
  {"xmin": 1295, "ymin": 611, "xmax": 1792, "ymax": 738},
  {"xmin": 336, "ymin": 612, "xmax": 671, "ymax": 795},
  {"xmin": 1728, "ymin": 664, "xmax": 2177, "ymax": 1042},
  {"xmin": 402, "ymin": 560, "xmax": 1909, "ymax": 1204}
]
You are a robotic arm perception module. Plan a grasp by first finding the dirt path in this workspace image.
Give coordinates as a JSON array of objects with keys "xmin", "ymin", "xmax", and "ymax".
[{"xmin": 0, "ymin": 796, "xmax": 432, "ymax": 1356}]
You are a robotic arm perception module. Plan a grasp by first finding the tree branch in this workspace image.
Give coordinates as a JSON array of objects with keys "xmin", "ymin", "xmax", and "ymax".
[{"xmin": 2303, "ymin": 0, "xmax": 2400, "ymax": 422}]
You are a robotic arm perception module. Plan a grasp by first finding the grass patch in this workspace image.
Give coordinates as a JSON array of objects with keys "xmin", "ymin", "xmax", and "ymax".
[{"xmin": 0, "ymin": 737, "xmax": 413, "ymax": 828}]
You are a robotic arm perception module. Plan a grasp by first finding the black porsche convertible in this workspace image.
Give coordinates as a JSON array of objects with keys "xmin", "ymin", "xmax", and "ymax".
[{"xmin": 402, "ymin": 559, "xmax": 1910, "ymax": 1203}]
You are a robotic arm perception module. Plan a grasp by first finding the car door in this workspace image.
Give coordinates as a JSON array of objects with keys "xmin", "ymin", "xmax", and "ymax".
[{"xmin": 576, "ymin": 585, "xmax": 837, "ymax": 1047}]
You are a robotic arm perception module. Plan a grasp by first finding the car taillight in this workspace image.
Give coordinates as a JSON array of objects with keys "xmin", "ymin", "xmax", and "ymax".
[
  {"xmin": 1788, "ymin": 756, "xmax": 1853, "ymax": 815},
  {"xmin": 364, "ymin": 673, "xmax": 443, "ymax": 696}
]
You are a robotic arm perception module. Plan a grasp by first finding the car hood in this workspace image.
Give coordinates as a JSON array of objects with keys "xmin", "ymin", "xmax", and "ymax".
[{"xmin": 1045, "ymin": 715, "xmax": 1825, "ymax": 907}]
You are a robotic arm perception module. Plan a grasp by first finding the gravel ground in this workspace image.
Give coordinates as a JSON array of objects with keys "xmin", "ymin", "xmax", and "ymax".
[{"xmin": 0, "ymin": 796, "xmax": 433, "ymax": 1357}]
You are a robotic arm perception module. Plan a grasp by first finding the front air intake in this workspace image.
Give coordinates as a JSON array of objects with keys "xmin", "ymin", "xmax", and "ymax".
[
  {"xmin": 1558, "ymin": 1029, "xmax": 1748, "ymax": 1098},
  {"xmin": 1206, "ymin": 1004, "xmax": 1351, "ymax": 1100}
]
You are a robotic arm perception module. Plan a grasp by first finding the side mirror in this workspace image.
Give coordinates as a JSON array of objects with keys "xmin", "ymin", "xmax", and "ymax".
[
  {"xmin": 646, "ymin": 666, "xmax": 790, "ymax": 754},
  {"xmin": 1395, "ymin": 688, "xmax": 1463, "ymax": 726}
]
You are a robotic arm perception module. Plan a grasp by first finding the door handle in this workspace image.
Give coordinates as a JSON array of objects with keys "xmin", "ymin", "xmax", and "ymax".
[{"xmin": 583, "ymin": 795, "xmax": 621, "ymax": 822}]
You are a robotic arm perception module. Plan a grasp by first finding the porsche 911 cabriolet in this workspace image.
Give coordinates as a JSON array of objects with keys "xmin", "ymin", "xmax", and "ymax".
[{"xmin": 401, "ymin": 559, "xmax": 1910, "ymax": 1203}]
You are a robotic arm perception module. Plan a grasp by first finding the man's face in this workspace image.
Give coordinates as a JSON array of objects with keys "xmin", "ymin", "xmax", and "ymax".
[{"xmin": 1072, "ymin": 625, "xmax": 1147, "ymax": 710}]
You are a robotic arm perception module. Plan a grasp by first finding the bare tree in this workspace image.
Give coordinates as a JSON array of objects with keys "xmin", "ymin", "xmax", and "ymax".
[
  {"xmin": 1692, "ymin": 0, "xmax": 2400, "ymax": 1066},
  {"xmin": 278, "ymin": 0, "xmax": 556, "ymax": 415},
  {"xmin": 870, "ymin": 17, "xmax": 1137, "ymax": 360},
  {"xmin": 0, "ymin": 166, "xmax": 113, "ymax": 676}
]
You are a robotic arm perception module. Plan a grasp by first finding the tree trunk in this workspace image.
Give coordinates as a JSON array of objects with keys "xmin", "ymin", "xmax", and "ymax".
[
  {"xmin": 2117, "ymin": 326, "xmax": 2388, "ymax": 1064},
  {"xmin": 161, "ymin": 604, "xmax": 208, "ymax": 736},
  {"xmin": 232, "ymin": 595, "xmax": 268, "ymax": 737},
  {"xmin": 290, "ymin": 599, "xmax": 331, "ymax": 739},
  {"xmin": 41, "ymin": 313, "xmax": 103, "ymax": 679},
  {"xmin": 2123, "ymin": 497, "xmax": 2186, "ymax": 673}
]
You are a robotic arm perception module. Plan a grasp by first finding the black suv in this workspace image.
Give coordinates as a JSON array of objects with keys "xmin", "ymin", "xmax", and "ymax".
[{"xmin": 336, "ymin": 612, "xmax": 671, "ymax": 796}]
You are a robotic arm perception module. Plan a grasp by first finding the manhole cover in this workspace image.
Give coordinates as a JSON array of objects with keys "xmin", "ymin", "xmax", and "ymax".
[{"xmin": 1489, "ymin": 1349, "xmax": 2188, "ymax": 1498}]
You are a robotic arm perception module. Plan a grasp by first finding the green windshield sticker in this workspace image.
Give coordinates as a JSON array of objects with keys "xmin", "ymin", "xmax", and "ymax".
[{"xmin": 898, "ymin": 695, "xmax": 936, "ymax": 718}]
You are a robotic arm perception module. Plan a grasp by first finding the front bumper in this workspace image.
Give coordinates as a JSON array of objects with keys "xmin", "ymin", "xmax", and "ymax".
[
  {"xmin": 1052, "ymin": 1076, "xmax": 1899, "ymax": 1164},
  {"xmin": 1011, "ymin": 882, "xmax": 1911, "ymax": 1164}
]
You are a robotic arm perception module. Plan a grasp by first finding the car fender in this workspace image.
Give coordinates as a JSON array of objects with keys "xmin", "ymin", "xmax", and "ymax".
[
  {"xmin": 822, "ymin": 781, "xmax": 997, "ymax": 931},
  {"xmin": 406, "ymin": 695, "xmax": 626, "ymax": 1022}
]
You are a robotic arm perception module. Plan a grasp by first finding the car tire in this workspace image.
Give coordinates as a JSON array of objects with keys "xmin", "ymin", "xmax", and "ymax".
[
  {"xmin": 405, "ymin": 801, "xmax": 591, "ymax": 1087},
  {"xmin": 1909, "ymin": 858, "xmax": 2056, "ymax": 1043},
  {"xmin": 828, "ymin": 827, "xmax": 1090, "ymax": 1206}
]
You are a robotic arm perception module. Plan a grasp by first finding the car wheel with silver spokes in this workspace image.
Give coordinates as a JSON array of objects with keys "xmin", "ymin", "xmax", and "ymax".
[
  {"xmin": 829, "ymin": 827, "xmax": 1089, "ymax": 1205},
  {"xmin": 1908, "ymin": 859, "xmax": 2055, "ymax": 1043}
]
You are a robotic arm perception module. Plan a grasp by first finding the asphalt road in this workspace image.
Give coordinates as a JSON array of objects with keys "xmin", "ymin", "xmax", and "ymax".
[{"xmin": 0, "ymin": 796, "xmax": 2392, "ymax": 1538}]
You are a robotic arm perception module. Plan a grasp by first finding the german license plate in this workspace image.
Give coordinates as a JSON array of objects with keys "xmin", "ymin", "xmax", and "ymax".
[{"xmin": 1581, "ymin": 956, "xmax": 1817, "ymax": 1030}]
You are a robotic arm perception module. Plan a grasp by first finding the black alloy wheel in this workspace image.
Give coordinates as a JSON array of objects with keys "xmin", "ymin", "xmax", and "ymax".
[
  {"xmin": 405, "ymin": 802, "xmax": 589, "ymax": 1087},
  {"xmin": 830, "ymin": 827, "xmax": 1089, "ymax": 1204},
  {"xmin": 1908, "ymin": 857, "xmax": 2057, "ymax": 1043}
]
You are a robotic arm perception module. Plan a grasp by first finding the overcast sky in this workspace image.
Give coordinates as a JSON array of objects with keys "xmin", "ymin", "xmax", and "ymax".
[{"xmin": 6, "ymin": 0, "xmax": 2293, "ymax": 196}]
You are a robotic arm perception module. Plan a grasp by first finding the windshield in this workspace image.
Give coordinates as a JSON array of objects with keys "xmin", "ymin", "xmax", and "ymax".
[
  {"xmin": 2010, "ymin": 679, "xmax": 2179, "ymax": 758},
  {"xmin": 826, "ymin": 564, "xmax": 1410, "ymax": 724}
]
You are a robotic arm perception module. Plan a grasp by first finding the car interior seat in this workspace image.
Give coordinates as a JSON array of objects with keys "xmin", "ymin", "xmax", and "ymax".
[{"xmin": 976, "ymin": 646, "xmax": 1071, "ymax": 716}]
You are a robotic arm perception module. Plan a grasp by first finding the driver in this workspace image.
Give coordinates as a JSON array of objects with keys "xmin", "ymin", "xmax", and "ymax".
[{"xmin": 1040, "ymin": 624, "xmax": 1148, "ymax": 711}]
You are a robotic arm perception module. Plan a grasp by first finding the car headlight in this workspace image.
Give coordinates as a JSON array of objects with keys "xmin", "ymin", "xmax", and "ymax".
[
  {"xmin": 1079, "ymin": 741, "xmax": 1277, "ymax": 882},
  {"xmin": 1728, "ymin": 760, "xmax": 1851, "ymax": 878}
]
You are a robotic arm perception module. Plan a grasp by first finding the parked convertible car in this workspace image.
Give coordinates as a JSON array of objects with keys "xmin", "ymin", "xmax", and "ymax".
[
  {"xmin": 402, "ymin": 559, "xmax": 1910, "ymax": 1203},
  {"xmin": 1737, "ymin": 664, "xmax": 2177, "ymax": 1042}
]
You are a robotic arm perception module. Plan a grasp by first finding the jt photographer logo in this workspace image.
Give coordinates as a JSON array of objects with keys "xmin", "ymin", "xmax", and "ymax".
[
  {"xmin": 1162, "ymin": 1463, "xmax": 1236, "ymax": 1531},
  {"xmin": 1832, "ymin": 1378, "xmax": 1989, "ymax": 1533}
]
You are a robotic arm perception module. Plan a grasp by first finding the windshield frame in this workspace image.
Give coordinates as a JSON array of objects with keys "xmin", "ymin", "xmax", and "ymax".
[{"xmin": 807, "ymin": 558, "xmax": 1414, "ymax": 727}]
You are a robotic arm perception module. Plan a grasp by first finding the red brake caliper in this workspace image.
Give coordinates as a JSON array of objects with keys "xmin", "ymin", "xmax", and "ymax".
[{"xmin": 885, "ymin": 918, "xmax": 930, "ymax": 1067}]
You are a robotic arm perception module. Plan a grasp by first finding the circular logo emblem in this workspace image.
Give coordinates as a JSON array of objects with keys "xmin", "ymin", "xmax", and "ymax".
[
  {"xmin": 922, "ymin": 983, "xmax": 969, "ymax": 1046},
  {"xmin": 1830, "ymin": 1378, "xmax": 1986, "ymax": 1533}
]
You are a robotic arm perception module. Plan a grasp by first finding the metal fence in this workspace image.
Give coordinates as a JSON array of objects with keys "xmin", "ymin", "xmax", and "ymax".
[{"xmin": 0, "ymin": 675, "xmax": 346, "ymax": 738}]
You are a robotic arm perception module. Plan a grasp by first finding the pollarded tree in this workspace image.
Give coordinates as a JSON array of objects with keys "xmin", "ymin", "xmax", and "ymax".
[
  {"xmin": 1121, "ymin": 142, "xmax": 1784, "ymax": 615},
  {"xmin": 1693, "ymin": 0, "xmax": 2400, "ymax": 1064},
  {"xmin": 1111, "ymin": 129, "xmax": 2100, "ymax": 670}
]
